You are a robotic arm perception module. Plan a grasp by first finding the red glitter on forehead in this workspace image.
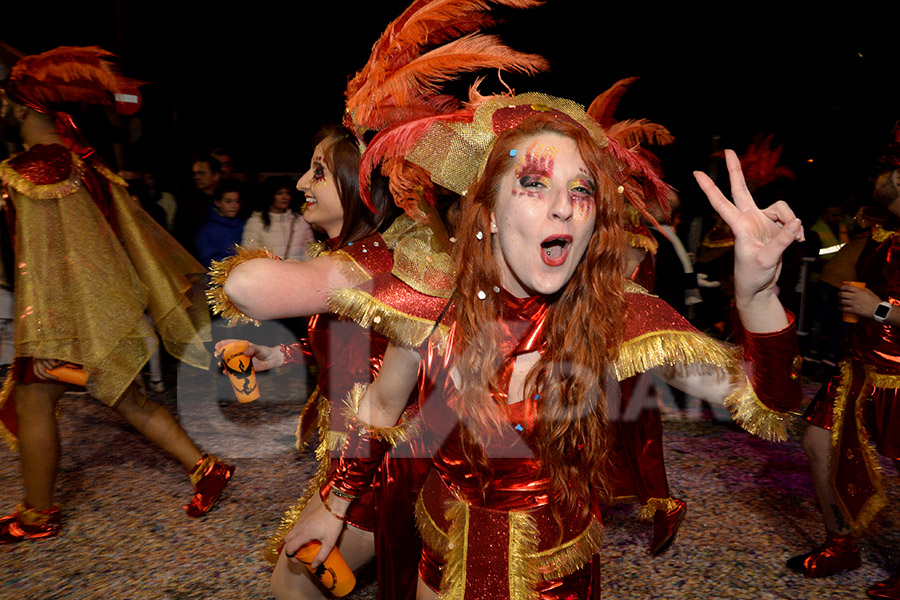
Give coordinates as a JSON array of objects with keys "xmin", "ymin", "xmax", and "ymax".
[{"xmin": 515, "ymin": 141, "xmax": 555, "ymax": 179}]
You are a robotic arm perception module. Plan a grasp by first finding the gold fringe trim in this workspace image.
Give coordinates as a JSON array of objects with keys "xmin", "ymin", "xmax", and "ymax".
[
  {"xmin": 307, "ymin": 241, "xmax": 329, "ymax": 258},
  {"xmin": 722, "ymin": 375, "xmax": 790, "ymax": 442},
  {"xmin": 415, "ymin": 491, "xmax": 602, "ymax": 587},
  {"xmin": 637, "ymin": 497, "xmax": 680, "ymax": 521},
  {"xmin": 414, "ymin": 491, "xmax": 449, "ymax": 558},
  {"xmin": 266, "ymin": 393, "xmax": 334, "ymax": 564},
  {"xmin": 340, "ymin": 382, "xmax": 419, "ymax": 446},
  {"xmin": 264, "ymin": 452, "xmax": 332, "ymax": 564},
  {"xmin": 508, "ymin": 511, "xmax": 541, "ymax": 600},
  {"xmin": 530, "ymin": 519, "xmax": 603, "ymax": 580},
  {"xmin": 92, "ymin": 161, "xmax": 127, "ymax": 187},
  {"xmin": 625, "ymin": 230, "xmax": 659, "ymax": 255},
  {"xmin": 294, "ymin": 386, "xmax": 321, "ymax": 452},
  {"xmin": 623, "ymin": 279, "xmax": 654, "ymax": 295},
  {"xmin": 188, "ymin": 453, "xmax": 221, "ymax": 487},
  {"xmin": 867, "ymin": 368, "xmax": 900, "ymax": 389},
  {"xmin": 871, "ymin": 226, "xmax": 897, "ymax": 243},
  {"xmin": 438, "ymin": 498, "xmax": 469, "ymax": 600},
  {"xmin": 0, "ymin": 370, "xmax": 17, "ymax": 451},
  {"xmin": 328, "ymin": 287, "xmax": 449, "ymax": 350},
  {"xmin": 206, "ymin": 245, "xmax": 276, "ymax": 326},
  {"xmin": 614, "ymin": 330, "xmax": 734, "ymax": 382},
  {"xmin": 0, "ymin": 154, "xmax": 86, "ymax": 200},
  {"xmin": 829, "ymin": 360, "xmax": 889, "ymax": 533}
]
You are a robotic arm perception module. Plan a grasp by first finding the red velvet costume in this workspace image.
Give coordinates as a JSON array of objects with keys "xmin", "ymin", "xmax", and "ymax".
[
  {"xmin": 329, "ymin": 279, "xmax": 802, "ymax": 598},
  {"xmin": 804, "ymin": 229, "xmax": 900, "ymax": 531}
]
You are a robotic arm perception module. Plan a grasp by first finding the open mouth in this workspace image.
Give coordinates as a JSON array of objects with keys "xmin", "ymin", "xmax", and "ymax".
[
  {"xmin": 303, "ymin": 195, "xmax": 317, "ymax": 205},
  {"xmin": 540, "ymin": 234, "xmax": 572, "ymax": 267}
]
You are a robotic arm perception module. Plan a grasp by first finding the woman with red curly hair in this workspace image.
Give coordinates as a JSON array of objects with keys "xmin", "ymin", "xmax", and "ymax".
[{"xmin": 280, "ymin": 99, "xmax": 805, "ymax": 598}]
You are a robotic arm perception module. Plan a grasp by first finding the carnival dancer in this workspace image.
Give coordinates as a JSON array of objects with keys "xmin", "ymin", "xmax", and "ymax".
[
  {"xmin": 210, "ymin": 125, "xmax": 404, "ymax": 598},
  {"xmin": 212, "ymin": 3, "xmax": 551, "ymax": 597},
  {"xmin": 279, "ymin": 90, "xmax": 804, "ymax": 598},
  {"xmin": 0, "ymin": 47, "xmax": 232, "ymax": 543},
  {"xmin": 786, "ymin": 124, "xmax": 900, "ymax": 599}
]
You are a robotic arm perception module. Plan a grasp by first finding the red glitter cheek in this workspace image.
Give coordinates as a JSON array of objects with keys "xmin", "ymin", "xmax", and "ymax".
[{"xmin": 572, "ymin": 197, "xmax": 594, "ymax": 221}]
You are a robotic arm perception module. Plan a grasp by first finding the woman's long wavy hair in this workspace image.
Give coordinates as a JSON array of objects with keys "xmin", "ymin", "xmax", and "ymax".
[
  {"xmin": 451, "ymin": 112, "xmax": 628, "ymax": 523},
  {"xmin": 313, "ymin": 125, "xmax": 399, "ymax": 248}
]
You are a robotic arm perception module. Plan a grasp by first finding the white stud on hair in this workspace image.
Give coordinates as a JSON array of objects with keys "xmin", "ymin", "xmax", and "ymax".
[
  {"xmin": 617, "ymin": 185, "xmax": 625, "ymax": 194},
  {"xmin": 492, "ymin": 286, "xmax": 500, "ymax": 293},
  {"xmin": 476, "ymin": 231, "xmax": 483, "ymax": 240},
  {"xmin": 449, "ymin": 237, "xmax": 457, "ymax": 243},
  {"xmin": 477, "ymin": 290, "xmax": 487, "ymax": 300}
]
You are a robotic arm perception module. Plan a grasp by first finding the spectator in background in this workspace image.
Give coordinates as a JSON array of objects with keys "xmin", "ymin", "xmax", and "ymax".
[
  {"xmin": 241, "ymin": 175, "xmax": 314, "ymax": 260},
  {"xmin": 195, "ymin": 180, "xmax": 245, "ymax": 267},
  {"xmin": 142, "ymin": 170, "xmax": 177, "ymax": 232},
  {"xmin": 175, "ymin": 155, "xmax": 221, "ymax": 257}
]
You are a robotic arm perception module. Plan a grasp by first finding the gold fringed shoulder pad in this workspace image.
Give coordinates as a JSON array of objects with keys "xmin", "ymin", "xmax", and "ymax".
[
  {"xmin": 206, "ymin": 245, "xmax": 277, "ymax": 326},
  {"xmin": 328, "ymin": 271, "xmax": 451, "ymax": 349},
  {"xmin": 0, "ymin": 145, "xmax": 84, "ymax": 200},
  {"xmin": 616, "ymin": 285, "xmax": 735, "ymax": 380}
]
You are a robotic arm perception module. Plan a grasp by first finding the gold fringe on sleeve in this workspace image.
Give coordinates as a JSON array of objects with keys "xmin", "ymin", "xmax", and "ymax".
[
  {"xmin": 340, "ymin": 382, "xmax": 420, "ymax": 446},
  {"xmin": 0, "ymin": 371, "xmax": 17, "ymax": 451},
  {"xmin": 0, "ymin": 155, "xmax": 85, "ymax": 200},
  {"xmin": 614, "ymin": 330, "xmax": 734, "ymax": 381},
  {"xmin": 722, "ymin": 373, "xmax": 790, "ymax": 442},
  {"xmin": 328, "ymin": 248, "xmax": 376, "ymax": 287},
  {"xmin": 328, "ymin": 287, "xmax": 448, "ymax": 350},
  {"xmin": 206, "ymin": 245, "xmax": 276, "ymax": 326},
  {"xmin": 508, "ymin": 511, "xmax": 541, "ymax": 600}
]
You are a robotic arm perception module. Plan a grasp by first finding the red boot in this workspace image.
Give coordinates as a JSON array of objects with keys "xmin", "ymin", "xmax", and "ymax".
[
  {"xmin": 0, "ymin": 504, "xmax": 62, "ymax": 543},
  {"xmin": 649, "ymin": 498, "xmax": 687, "ymax": 555},
  {"xmin": 785, "ymin": 530, "xmax": 861, "ymax": 578},
  {"xmin": 869, "ymin": 568, "xmax": 900, "ymax": 599},
  {"xmin": 185, "ymin": 454, "xmax": 234, "ymax": 517}
]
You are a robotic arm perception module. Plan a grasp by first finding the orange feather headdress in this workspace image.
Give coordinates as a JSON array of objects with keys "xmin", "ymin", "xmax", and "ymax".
[{"xmin": 5, "ymin": 46, "xmax": 143, "ymax": 114}]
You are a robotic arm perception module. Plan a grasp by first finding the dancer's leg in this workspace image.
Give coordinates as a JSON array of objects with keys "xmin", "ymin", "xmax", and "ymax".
[
  {"xmin": 15, "ymin": 381, "xmax": 68, "ymax": 510},
  {"xmin": 112, "ymin": 382, "xmax": 201, "ymax": 470}
]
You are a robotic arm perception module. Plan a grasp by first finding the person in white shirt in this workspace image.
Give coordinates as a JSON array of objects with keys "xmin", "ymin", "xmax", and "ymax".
[{"xmin": 242, "ymin": 175, "xmax": 314, "ymax": 260}]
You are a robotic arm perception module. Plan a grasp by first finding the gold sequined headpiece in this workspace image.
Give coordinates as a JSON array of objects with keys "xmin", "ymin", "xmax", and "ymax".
[{"xmin": 404, "ymin": 92, "xmax": 609, "ymax": 197}]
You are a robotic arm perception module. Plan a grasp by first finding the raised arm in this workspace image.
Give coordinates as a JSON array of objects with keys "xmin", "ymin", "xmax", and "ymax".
[
  {"xmin": 693, "ymin": 149, "xmax": 804, "ymax": 332},
  {"xmin": 282, "ymin": 342, "xmax": 421, "ymax": 567}
]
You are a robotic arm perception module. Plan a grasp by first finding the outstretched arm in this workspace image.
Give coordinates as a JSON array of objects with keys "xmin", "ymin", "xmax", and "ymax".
[
  {"xmin": 223, "ymin": 254, "xmax": 353, "ymax": 319},
  {"xmin": 694, "ymin": 149, "xmax": 804, "ymax": 332}
]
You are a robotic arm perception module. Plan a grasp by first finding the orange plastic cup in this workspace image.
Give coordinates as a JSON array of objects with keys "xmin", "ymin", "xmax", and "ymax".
[
  {"xmin": 842, "ymin": 281, "xmax": 866, "ymax": 323},
  {"xmin": 294, "ymin": 541, "xmax": 356, "ymax": 597},
  {"xmin": 219, "ymin": 340, "xmax": 260, "ymax": 402},
  {"xmin": 46, "ymin": 363, "xmax": 87, "ymax": 386}
]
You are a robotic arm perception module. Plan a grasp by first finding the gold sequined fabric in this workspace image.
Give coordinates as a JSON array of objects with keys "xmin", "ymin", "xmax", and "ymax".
[
  {"xmin": 1, "ymin": 149, "xmax": 210, "ymax": 406},
  {"xmin": 406, "ymin": 93, "xmax": 609, "ymax": 196}
]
